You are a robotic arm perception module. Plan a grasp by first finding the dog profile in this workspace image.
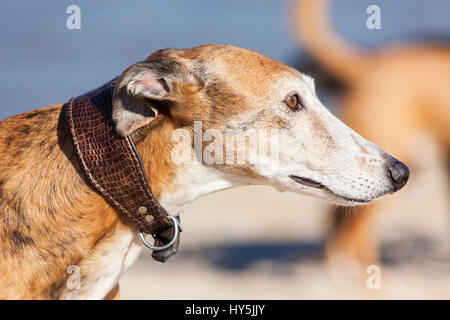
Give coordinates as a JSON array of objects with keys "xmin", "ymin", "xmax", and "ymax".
[
  {"xmin": 0, "ymin": 44, "xmax": 409, "ymax": 299},
  {"xmin": 290, "ymin": 0, "xmax": 450, "ymax": 265}
]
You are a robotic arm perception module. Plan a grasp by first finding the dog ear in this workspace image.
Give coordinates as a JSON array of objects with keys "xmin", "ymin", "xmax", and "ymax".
[{"xmin": 112, "ymin": 59, "xmax": 201, "ymax": 137}]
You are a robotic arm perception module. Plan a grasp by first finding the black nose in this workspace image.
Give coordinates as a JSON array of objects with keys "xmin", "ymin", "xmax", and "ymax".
[{"xmin": 387, "ymin": 160, "xmax": 410, "ymax": 191}]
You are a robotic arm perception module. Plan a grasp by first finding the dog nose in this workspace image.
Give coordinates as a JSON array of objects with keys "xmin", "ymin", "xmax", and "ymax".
[{"xmin": 387, "ymin": 160, "xmax": 410, "ymax": 191}]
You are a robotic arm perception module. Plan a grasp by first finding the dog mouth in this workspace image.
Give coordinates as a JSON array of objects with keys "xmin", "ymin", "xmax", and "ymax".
[
  {"xmin": 290, "ymin": 175, "xmax": 325, "ymax": 189},
  {"xmin": 289, "ymin": 175, "xmax": 371, "ymax": 204}
]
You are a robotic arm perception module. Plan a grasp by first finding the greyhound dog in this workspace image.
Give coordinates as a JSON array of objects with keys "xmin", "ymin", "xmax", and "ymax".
[{"xmin": 0, "ymin": 44, "xmax": 409, "ymax": 299}]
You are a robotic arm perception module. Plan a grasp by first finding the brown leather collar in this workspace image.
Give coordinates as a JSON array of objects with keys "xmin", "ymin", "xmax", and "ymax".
[{"xmin": 64, "ymin": 78, "xmax": 180, "ymax": 262}]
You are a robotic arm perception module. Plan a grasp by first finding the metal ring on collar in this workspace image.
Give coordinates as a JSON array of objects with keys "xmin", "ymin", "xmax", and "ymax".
[{"xmin": 138, "ymin": 216, "xmax": 180, "ymax": 251}]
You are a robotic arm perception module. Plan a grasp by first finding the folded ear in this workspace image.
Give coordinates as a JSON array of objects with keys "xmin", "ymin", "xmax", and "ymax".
[{"xmin": 112, "ymin": 59, "xmax": 198, "ymax": 136}]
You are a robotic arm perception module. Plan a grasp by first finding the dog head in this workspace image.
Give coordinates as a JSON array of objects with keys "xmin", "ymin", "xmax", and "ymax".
[{"xmin": 112, "ymin": 44, "xmax": 409, "ymax": 206}]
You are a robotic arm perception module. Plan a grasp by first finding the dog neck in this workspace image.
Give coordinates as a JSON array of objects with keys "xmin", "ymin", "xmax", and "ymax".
[
  {"xmin": 60, "ymin": 115, "xmax": 242, "ymax": 299},
  {"xmin": 135, "ymin": 117, "xmax": 242, "ymax": 217}
]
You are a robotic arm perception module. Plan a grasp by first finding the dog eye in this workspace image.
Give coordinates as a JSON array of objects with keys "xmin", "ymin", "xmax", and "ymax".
[{"xmin": 284, "ymin": 93, "xmax": 302, "ymax": 110}]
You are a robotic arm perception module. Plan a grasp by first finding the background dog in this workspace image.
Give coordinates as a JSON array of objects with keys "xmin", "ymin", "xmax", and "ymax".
[{"xmin": 290, "ymin": 0, "xmax": 450, "ymax": 266}]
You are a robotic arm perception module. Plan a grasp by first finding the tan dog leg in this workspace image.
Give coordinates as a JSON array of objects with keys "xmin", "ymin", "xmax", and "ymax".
[
  {"xmin": 326, "ymin": 89, "xmax": 415, "ymax": 268},
  {"xmin": 104, "ymin": 284, "xmax": 120, "ymax": 300},
  {"xmin": 326, "ymin": 204, "xmax": 379, "ymax": 266}
]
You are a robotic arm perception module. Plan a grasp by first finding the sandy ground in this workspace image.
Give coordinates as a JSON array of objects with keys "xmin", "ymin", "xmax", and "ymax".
[{"xmin": 121, "ymin": 137, "xmax": 450, "ymax": 299}]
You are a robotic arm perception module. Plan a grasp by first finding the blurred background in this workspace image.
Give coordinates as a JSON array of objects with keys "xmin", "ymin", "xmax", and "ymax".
[{"xmin": 1, "ymin": 0, "xmax": 449, "ymax": 299}]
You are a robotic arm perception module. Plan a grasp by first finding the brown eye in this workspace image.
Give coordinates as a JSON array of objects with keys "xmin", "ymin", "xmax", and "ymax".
[{"xmin": 284, "ymin": 93, "xmax": 300, "ymax": 110}]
